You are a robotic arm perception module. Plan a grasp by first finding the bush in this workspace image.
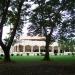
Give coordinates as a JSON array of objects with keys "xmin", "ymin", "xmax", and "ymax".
[
  {"xmin": 27, "ymin": 53, "xmax": 29, "ymax": 56},
  {"xmin": 37, "ymin": 53, "xmax": 39, "ymax": 56},
  {"xmin": 17, "ymin": 54, "xmax": 20, "ymax": 56},
  {"xmin": 54, "ymin": 53, "xmax": 57, "ymax": 56},
  {"xmin": 71, "ymin": 53, "xmax": 75, "ymax": 56},
  {"xmin": 21, "ymin": 54, "xmax": 23, "ymax": 56},
  {"xmin": 11, "ymin": 54, "xmax": 14, "ymax": 56},
  {"xmin": 0, "ymin": 54, "xmax": 4, "ymax": 57}
]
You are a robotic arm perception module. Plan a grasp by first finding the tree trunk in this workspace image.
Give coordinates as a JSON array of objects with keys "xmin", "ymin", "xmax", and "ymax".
[
  {"xmin": 3, "ymin": 48, "xmax": 11, "ymax": 62},
  {"xmin": 43, "ymin": 36, "xmax": 50, "ymax": 61}
]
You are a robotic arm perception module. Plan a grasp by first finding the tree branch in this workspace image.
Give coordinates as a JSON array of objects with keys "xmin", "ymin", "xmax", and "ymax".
[{"xmin": 7, "ymin": 0, "xmax": 25, "ymax": 48}]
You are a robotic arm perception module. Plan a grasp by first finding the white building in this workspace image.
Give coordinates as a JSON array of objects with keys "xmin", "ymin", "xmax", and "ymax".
[
  {"xmin": 13, "ymin": 36, "xmax": 60, "ymax": 56},
  {"xmin": 0, "ymin": 36, "xmax": 61, "ymax": 56}
]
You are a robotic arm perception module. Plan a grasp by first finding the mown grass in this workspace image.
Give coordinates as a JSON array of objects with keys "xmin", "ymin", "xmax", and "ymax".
[
  {"xmin": 0, "ymin": 55, "xmax": 75, "ymax": 63},
  {"xmin": 50, "ymin": 55, "xmax": 75, "ymax": 63},
  {"xmin": 11, "ymin": 56, "xmax": 44, "ymax": 62},
  {"xmin": 11, "ymin": 55, "xmax": 75, "ymax": 63}
]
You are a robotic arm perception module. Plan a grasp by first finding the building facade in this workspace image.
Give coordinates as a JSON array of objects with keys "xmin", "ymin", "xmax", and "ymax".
[
  {"xmin": 13, "ymin": 36, "xmax": 60, "ymax": 55},
  {"xmin": 0, "ymin": 36, "xmax": 60, "ymax": 56}
]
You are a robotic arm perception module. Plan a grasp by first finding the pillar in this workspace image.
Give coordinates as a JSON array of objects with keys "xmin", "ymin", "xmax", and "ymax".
[
  {"xmin": 31, "ymin": 46, "xmax": 33, "ymax": 53},
  {"xmin": 24, "ymin": 46, "xmax": 26, "ymax": 52},
  {"xmin": 14, "ymin": 46, "xmax": 15, "ymax": 52},
  {"xmin": 52, "ymin": 46, "xmax": 54, "ymax": 52},
  {"xmin": 39, "ymin": 46, "xmax": 40, "ymax": 54},
  {"xmin": 52, "ymin": 46, "xmax": 54, "ymax": 55},
  {"xmin": 17, "ymin": 45, "xmax": 19, "ymax": 52},
  {"xmin": 23, "ymin": 46, "xmax": 25, "ymax": 53},
  {"xmin": 58, "ymin": 47, "xmax": 60, "ymax": 53}
]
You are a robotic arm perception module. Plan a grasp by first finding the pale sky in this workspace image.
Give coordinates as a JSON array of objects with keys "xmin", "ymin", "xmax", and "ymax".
[
  {"xmin": 2, "ymin": 24, "xmax": 29, "ymax": 39},
  {"xmin": 2, "ymin": 2, "xmax": 38, "ymax": 39},
  {"xmin": 2, "ymin": 26, "xmax": 10, "ymax": 39}
]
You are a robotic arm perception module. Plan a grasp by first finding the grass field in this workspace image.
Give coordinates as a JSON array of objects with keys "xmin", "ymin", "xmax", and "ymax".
[
  {"xmin": 1, "ymin": 55, "xmax": 75, "ymax": 63},
  {"xmin": 0, "ymin": 55, "xmax": 75, "ymax": 75}
]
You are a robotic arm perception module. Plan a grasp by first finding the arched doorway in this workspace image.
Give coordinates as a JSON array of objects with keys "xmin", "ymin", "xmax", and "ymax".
[
  {"xmin": 19, "ymin": 45, "xmax": 23, "ymax": 52},
  {"xmin": 14, "ymin": 46, "xmax": 17, "ymax": 52},
  {"xmin": 49, "ymin": 46, "xmax": 52, "ymax": 52},
  {"xmin": 54, "ymin": 46, "xmax": 58, "ymax": 55},
  {"xmin": 33, "ymin": 45, "xmax": 39, "ymax": 52},
  {"xmin": 40, "ymin": 46, "xmax": 45, "ymax": 52},
  {"xmin": 25, "ymin": 45, "xmax": 31, "ymax": 52}
]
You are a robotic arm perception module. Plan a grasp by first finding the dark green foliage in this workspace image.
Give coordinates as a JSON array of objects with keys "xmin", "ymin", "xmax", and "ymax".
[
  {"xmin": 58, "ymin": 0, "xmax": 75, "ymax": 39},
  {"xmin": 17, "ymin": 54, "xmax": 20, "ymax": 56},
  {"xmin": 27, "ymin": 53, "xmax": 29, "ymax": 56},
  {"xmin": 37, "ymin": 53, "xmax": 39, "ymax": 56},
  {"xmin": 21, "ymin": 54, "xmax": 23, "ymax": 56},
  {"xmin": 0, "ymin": 54, "xmax": 4, "ymax": 57},
  {"xmin": 0, "ymin": 0, "xmax": 30, "ymax": 62},
  {"xmin": 58, "ymin": 36, "xmax": 75, "ymax": 53},
  {"xmin": 11, "ymin": 54, "xmax": 14, "ymax": 56},
  {"xmin": 28, "ymin": 0, "xmax": 62, "ymax": 61}
]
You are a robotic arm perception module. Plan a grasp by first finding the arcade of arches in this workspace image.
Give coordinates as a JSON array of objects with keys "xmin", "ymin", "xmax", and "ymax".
[{"xmin": 14, "ymin": 45, "xmax": 60, "ymax": 53}]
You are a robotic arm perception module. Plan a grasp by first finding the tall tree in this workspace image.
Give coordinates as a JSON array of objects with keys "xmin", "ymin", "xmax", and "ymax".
[
  {"xmin": 0, "ymin": 0, "xmax": 29, "ymax": 62},
  {"xmin": 58, "ymin": 0, "xmax": 75, "ymax": 51},
  {"xmin": 28, "ymin": 0, "xmax": 61, "ymax": 60},
  {"xmin": 58, "ymin": 36, "xmax": 75, "ymax": 55}
]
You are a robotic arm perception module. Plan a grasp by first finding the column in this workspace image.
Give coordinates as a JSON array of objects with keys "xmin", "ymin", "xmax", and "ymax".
[
  {"xmin": 58, "ymin": 47, "xmax": 60, "ymax": 55},
  {"xmin": 14, "ymin": 46, "xmax": 15, "ymax": 52},
  {"xmin": 24, "ymin": 46, "xmax": 26, "ymax": 52},
  {"xmin": 39, "ymin": 46, "xmax": 40, "ymax": 54},
  {"xmin": 31, "ymin": 46, "xmax": 33, "ymax": 53},
  {"xmin": 52, "ymin": 46, "xmax": 54, "ymax": 55},
  {"xmin": 17, "ymin": 45, "xmax": 19, "ymax": 52},
  {"xmin": 23, "ymin": 46, "xmax": 25, "ymax": 53}
]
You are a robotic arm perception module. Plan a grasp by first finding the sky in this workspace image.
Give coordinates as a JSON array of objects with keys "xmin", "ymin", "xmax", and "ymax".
[
  {"xmin": 2, "ymin": 26, "xmax": 10, "ymax": 39},
  {"xmin": 2, "ymin": 0, "xmax": 67, "ymax": 40},
  {"xmin": 2, "ymin": 24, "xmax": 28, "ymax": 39},
  {"xmin": 2, "ymin": 2, "xmax": 38, "ymax": 39}
]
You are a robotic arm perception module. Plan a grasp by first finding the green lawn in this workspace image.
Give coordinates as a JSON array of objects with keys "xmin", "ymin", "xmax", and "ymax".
[
  {"xmin": 0, "ymin": 55, "xmax": 75, "ymax": 75},
  {"xmin": 1, "ymin": 55, "xmax": 75, "ymax": 63},
  {"xmin": 50, "ymin": 55, "xmax": 75, "ymax": 63},
  {"xmin": 11, "ymin": 56, "xmax": 44, "ymax": 62},
  {"xmin": 11, "ymin": 55, "xmax": 75, "ymax": 63}
]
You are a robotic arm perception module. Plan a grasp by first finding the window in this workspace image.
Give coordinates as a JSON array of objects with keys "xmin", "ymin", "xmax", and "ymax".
[{"xmin": 40, "ymin": 46, "xmax": 45, "ymax": 52}]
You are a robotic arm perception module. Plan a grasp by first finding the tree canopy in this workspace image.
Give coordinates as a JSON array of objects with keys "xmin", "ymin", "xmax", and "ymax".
[
  {"xmin": 0, "ymin": 0, "xmax": 31, "ymax": 61},
  {"xmin": 28, "ymin": 0, "xmax": 62, "ymax": 60}
]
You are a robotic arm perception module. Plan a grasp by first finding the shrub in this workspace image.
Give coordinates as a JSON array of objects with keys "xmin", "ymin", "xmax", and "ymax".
[
  {"xmin": 17, "ymin": 54, "xmax": 20, "ymax": 56},
  {"xmin": 0, "ymin": 54, "xmax": 4, "ymax": 57},
  {"xmin": 37, "ymin": 53, "xmax": 39, "ymax": 56},
  {"xmin": 21, "ymin": 54, "xmax": 23, "ymax": 56},
  {"xmin": 27, "ymin": 53, "xmax": 29, "ymax": 56},
  {"xmin": 71, "ymin": 53, "xmax": 75, "ymax": 56},
  {"xmin": 54, "ymin": 53, "xmax": 57, "ymax": 56},
  {"xmin": 11, "ymin": 54, "xmax": 14, "ymax": 56}
]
